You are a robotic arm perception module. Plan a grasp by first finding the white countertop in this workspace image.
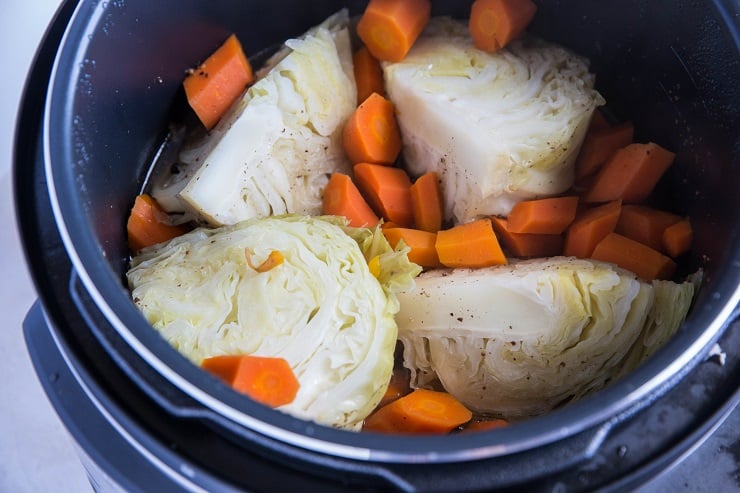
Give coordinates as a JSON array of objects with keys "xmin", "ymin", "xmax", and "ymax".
[{"xmin": 0, "ymin": 1, "xmax": 92, "ymax": 491}]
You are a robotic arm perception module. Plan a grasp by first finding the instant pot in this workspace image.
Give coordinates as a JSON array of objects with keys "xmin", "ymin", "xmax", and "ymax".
[{"xmin": 14, "ymin": 0, "xmax": 739, "ymax": 491}]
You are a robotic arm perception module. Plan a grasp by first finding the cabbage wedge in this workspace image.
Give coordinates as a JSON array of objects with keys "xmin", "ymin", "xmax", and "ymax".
[
  {"xmin": 383, "ymin": 18, "xmax": 605, "ymax": 223},
  {"xmin": 152, "ymin": 10, "xmax": 356, "ymax": 225},
  {"xmin": 395, "ymin": 257, "xmax": 696, "ymax": 419},
  {"xmin": 127, "ymin": 215, "xmax": 420, "ymax": 429}
]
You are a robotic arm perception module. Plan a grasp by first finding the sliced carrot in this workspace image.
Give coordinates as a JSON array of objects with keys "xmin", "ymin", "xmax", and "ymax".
[
  {"xmin": 410, "ymin": 172, "xmax": 443, "ymax": 233},
  {"xmin": 490, "ymin": 216, "xmax": 564, "ymax": 258},
  {"xmin": 575, "ymin": 121, "xmax": 635, "ymax": 180},
  {"xmin": 469, "ymin": 0, "xmax": 537, "ymax": 52},
  {"xmin": 506, "ymin": 196, "xmax": 579, "ymax": 234},
  {"xmin": 591, "ymin": 232, "xmax": 677, "ymax": 281},
  {"xmin": 183, "ymin": 34, "xmax": 254, "ymax": 130},
  {"xmin": 378, "ymin": 366, "xmax": 412, "ymax": 408},
  {"xmin": 582, "ymin": 142, "xmax": 676, "ymax": 203},
  {"xmin": 127, "ymin": 194, "xmax": 189, "ymax": 252},
  {"xmin": 383, "ymin": 227, "xmax": 441, "ymax": 268},
  {"xmin": 322, "ymin": 173, "xmax": 380, "ymax": 228},
  {"xmin": 588, "ymin": 109, "xmax": 611, "ymax": 131},
  {"xmin": 356, "ymin": 0, "xmax": 431, "ymax": 62},
  {"xmin": 563, "ymin": 200, "xmax": 622, "ymax": 258},
  {"xmin": 343, "ymin": 92, "xmax": 402, "ymax": 165},
  {"xmin": 353, "ymin": 163, "xmax": 414, "ymax": 227},
  {"xmin": 662, "ymin": 219, "xmax": 693, "ymax": 258},
  {"xmin": 435, "ymin": 218, "xmax": 507, "ymax": 268},
  {"xmin": 353, "ymin": 46, "xmax": 385, "ymax": 105},
  {"xmin": 201, "ymin": 355, "xmax": 299, "ymax": 408},
  {"xmin": 463, "ymin": 419, "xmax": 510, "ymax": 432},
  {"xmin": 363, "ymin": 389, "xmax": 472, "ymax": 434},
  {"xmin": 615, "ymin": 204, "xmax": 682, "ymax": 252}
]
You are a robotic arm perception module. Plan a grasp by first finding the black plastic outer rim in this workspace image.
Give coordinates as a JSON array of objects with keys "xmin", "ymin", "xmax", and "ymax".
[{"xmin": 37, "ymin": 0, "xmax": 740, "ymax": 464}]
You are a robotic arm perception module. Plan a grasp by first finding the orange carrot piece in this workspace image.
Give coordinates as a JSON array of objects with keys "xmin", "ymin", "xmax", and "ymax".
[
  {"xmin": 588, "ymin": 109, "xmax": 611, "ymax": 131},
  {"xmin": 463, "ymin": 419, "xmax": 510, "ymax": 432},
  {"xmin": 322, "ymin": 173, "xmax": 380, "ymax": 228},
  {"xmin": 615, "ymin": 204, "xmax": 682, "ymax": 252},
  {"xmin": 575, "ymin": 121, "xmax": 635, "ymax": 180},
  {"xmin": 383, "ymin": 227, "xmax": 441, "ymax": 268},
  {"xmin": 582, "ymin": 142, "xmax": 676, "ymax": 203},
  {"xmin": 353, "ymin": 46, "xmax": 385, "ymax": 105},
  {"xmin": 183, "ymin": 34, "xmax": 254, "ymax": 130},
  {"xmin": 356, "ymin": 0, "xmax": 431, "ymax": 62},
  {"xmin": 662, "ymin": 219, "xmax": 693, "ymax": 258},
  {"xmin": 353, "ymin": 163, "xmax": 414, "ymax": 227},
  {"xmin": 201, "ymin": 355, "xmax": 299, "ymax": 408},
  {"xmin": 378, "ymin": 367, "xmax": 412, "ymax": 408},
  {"xmin": 127, "ymin": 194, "xmax": 189, "ymax": 252},
  {"xmin": 380, "ymin": 220, "xmax": 401, "ymax": 230},
  {"xmin": 469, "ymin": 0, "xmax": 537, "ymax": 52},
  {"xmin": 435, "ymin": 218, "xmax": 507, "ymax": 268},
  {"xmin": 363, "ymin": 389, "xmax": 472, "ymax": 434},
  {"xmin": 591, "ymin": 232, "xmax": 677, "ymax": 281},
  {"xmin": 506, "ymin": 196, "xmax": 579, "ymax": 234},
  {"xmin": 490, "ymin": 216, "xmax": 564, "ymax": 258},
  {"xmin": 410, "ymin": 172, "xmax": 443, "ymax": 233},
  {"xmin": 343, "ymin": 92, "xmax": 402, "ymax": 165},
  {"xmin": 563, "ymin": 200, "xmax": 622, "ymax": 258}
]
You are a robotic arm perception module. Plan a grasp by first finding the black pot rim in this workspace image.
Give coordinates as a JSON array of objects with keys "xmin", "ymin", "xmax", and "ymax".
[{"xmin": 37, "ymin": 0, "xmax": 740, "ymax": 463}]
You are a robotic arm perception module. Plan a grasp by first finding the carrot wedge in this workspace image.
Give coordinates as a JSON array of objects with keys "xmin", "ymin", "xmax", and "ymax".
[
  {"xmin": 563, "ymin": 200, "xmax": 622, "ymax": 258},
  {"xmin": 183, "ymin": 34, "xmax": 254, "ymax": 130},
  {"xmin": 343, "ymin": 92, "xmax": 402, "ymax": 165},
  {"xmin": 410, "ymin": 172, "xmax": 443, "ymax": 233},
  {"xmin": 127, "ymin": 194, "xmax": 189, "ymax": 252},
  {"xmin": 582, "ymin": 142, "xmax": 676, "ymax": 203},
  {"xmin": 662, "ymin": 219, "xmax": 693, "ymax": 258},
  {"xmin": 506, "ymin": 196, "xmax": 579, "ymax": 234},
  {"xmin": 322, "ymin": 173, "xmax": 380, "ymax": 228},
  {"xmin": 575, "ymin": 121, "xmax": 635, "ymax": 180},
  {"xmin": 615, "ymin": 205, "xmax": 682, "ymax": 252},
  {"xmin": 353, "ymin": 46, "xmax": 385, "ymax": 105},
  {"xmin": 201, "ymin": 355, "xmax": 299, "ymax": 408},
  {"xmin": 491, "ymin": 216, "xmax": 564, "ymax": 258},
  {"xmin": 591, "ymin": 232, "xmax": 676, "ymax": 281},
  {"xmin": 353, "ymin": 163, "xmax": 414, "ymax": 227},
  {"xmin": 357, "ymin": 0, "xmax": 431, "ymax": 62},
  {"xmin": 383, "ymin": 227, "xmax": 441, "ymax": 268},
  {"xmin": 363, "ymin": 389, "xmax": 472, "ymax": 434},
  {"xmin": 435, "ymin": 218, "xmax": 507, "ymax": 268},
  {"xmin": 469, "ymin": 0, "xmax": 537, "ymax": 52}
]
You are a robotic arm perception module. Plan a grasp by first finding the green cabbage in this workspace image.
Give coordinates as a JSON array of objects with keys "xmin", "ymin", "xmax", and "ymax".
[
  {"xmin": 151, "ymin": 10, "xmax": 356, "ymax": 225},
  {"xmin": 383, "ymin": 17, "xmax": 605, "ymax": 223},
  {"xmin": 395, "ymin": 257, "xmax": 696, "ymax": 419},
  {"xmin": 127, "ymin": 215, "xmax": 420, "ymax": 429}
]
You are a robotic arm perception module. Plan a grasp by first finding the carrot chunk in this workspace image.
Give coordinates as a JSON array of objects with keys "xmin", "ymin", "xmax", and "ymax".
[
  {"xmin": 575, "ymin": 121, "xmax": 635, "ymax": 180},
  {"xmin": 353, "ymin": 163, "xmax": 414, "ymax": 227},
  {"xmin": 506, "ymin": 196, "xmax": 579, "ymax": 234},
  {"xmin": 363, "ymin": 389, "xmax": 472, "ymax": 434},
  {"xmin": 582, "ymin": 142, "xmax": 676, "ymax": 203},
  {"xmin": 343, "ymin": 92, "xmax": 402, "ymax": 165},
  {"xmin": 383, "ymin": 227, "xmax": 441, "ymax": 268},
  {"xmin": 126, "ymin": 194, "xmax": 189, "ymax": 252},
  {"xmin": 322, "ymin": 173, "xmax": 380, "ymax": 228},
  {"xmin": 410, "ymin": 172, "xmax": 443, "ymax": 233},
  {"xmin": 201, "ymin": 355, "xmax": 299, "ymax": 408},
  {"xmin": 353, "ymin": 46, "xmax": 385, "ymax": 105},
  {"xmin": 183, "ymin": 34, "xmax": 254, "ymax": 130},
  {"xmin": 469, "ymin": 0, "xmax": 537, "ymax": 52},
  {"xmin": 615, "ymin": 204, "xmax": 682, "ymax": 252},
  {"xmin": 491, "ymin": 216, "xmax": 564, "ymax": 258},
  {"xmin": 435, "ymin": 218, "xmax": 507, "ymax": 268},
  {"xmin": 356, "ymin": 0, "xmax": 431, "ymax": 62},
  {"xmin": 662, "ymin": 219, "xmax": 693, "ymax": 258},
  {"xmin": 378, "ymin": 367, "xmax": 412, "ymax": 408},
  {"xmin": 591, "ymin": 232, "xmax": 677, "ymax": 281},
  {"xmin": 563, "ymin": 200, "xmax": 622, "ymax": 258}
]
